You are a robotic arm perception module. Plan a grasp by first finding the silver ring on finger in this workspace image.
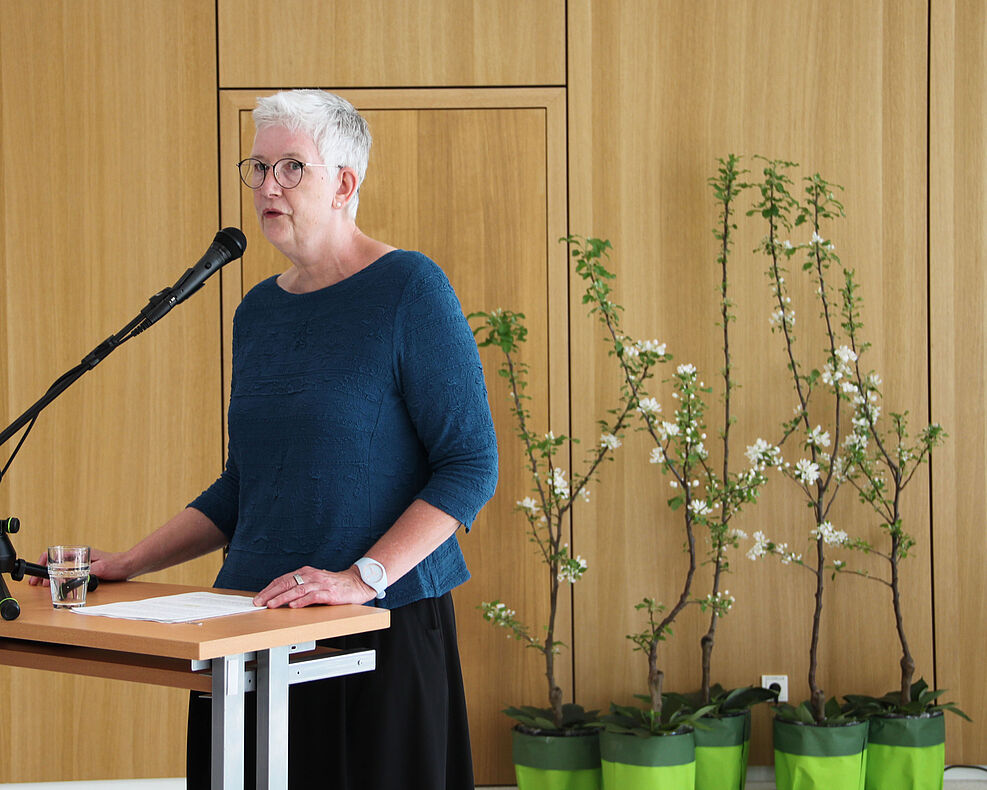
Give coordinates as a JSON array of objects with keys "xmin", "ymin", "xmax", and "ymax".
[{"xmin": 292, "ymin": 573, "xmax": 304, "ymax": 586}]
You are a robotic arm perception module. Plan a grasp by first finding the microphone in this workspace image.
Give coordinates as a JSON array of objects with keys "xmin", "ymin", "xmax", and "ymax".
[{"xmin": 135, "ymin": 227, "xmax": 247, "ymax": 333}]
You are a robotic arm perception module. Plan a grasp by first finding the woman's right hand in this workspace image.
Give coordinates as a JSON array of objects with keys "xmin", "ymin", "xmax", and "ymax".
[
  {"xmin": 88, "ymin": 548, "xmax": 133, "ymax": 581},
  {"xmin": 27, "ymin": 547, "xmax": 132, "ymax": 586},
  {"xmin": 25, "ymin": 508, "xmax": 227, "ymax": 588}
]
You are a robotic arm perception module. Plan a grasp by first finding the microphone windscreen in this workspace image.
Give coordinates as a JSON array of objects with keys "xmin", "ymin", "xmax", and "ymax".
[{"xmin": 214, "ymin": 227, "xmax": 247, "ymax": 259}]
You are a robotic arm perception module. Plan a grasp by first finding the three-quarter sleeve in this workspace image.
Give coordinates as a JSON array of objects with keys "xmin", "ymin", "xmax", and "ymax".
[
  {"xmin": 394, "ymin": 264, "xmax": 498, "ymax": 530},
  {"xmin": 187, "ymin": 452, "xmax": 240, "ymax": 540}
]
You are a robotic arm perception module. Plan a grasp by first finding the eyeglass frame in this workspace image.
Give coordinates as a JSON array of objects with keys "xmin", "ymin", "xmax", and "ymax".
[{"xmin": 237, "ymin": 157, "xmax": 344, "ymax": 190}]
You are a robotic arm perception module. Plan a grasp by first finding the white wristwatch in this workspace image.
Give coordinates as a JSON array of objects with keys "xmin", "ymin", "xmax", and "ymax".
[{"xmin": 354, "ymin": 557, "xmax": 387, "ymax": 599}]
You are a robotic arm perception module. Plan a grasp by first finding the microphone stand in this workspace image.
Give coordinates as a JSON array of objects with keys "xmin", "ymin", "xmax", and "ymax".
[{"xmin": 0, "ymin": 287, "xmax": 174, "ymax": 621}]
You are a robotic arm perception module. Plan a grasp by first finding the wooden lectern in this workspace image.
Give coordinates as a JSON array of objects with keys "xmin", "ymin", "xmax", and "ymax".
[{"xmin": 0, "ymin": 580, "xmax": 389, "ymax": 789}]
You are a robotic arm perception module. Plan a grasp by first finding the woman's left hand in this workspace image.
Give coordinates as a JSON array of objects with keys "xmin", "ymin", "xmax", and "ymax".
[{"xmin": 253, "ymin": 565, "xmax": 376, "ymax": 608}]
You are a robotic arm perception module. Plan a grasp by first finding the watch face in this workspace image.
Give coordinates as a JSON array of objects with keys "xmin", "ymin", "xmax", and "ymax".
[{"xmin": 364, "ymin": 563, "xmax": 383, "ymax": 583}]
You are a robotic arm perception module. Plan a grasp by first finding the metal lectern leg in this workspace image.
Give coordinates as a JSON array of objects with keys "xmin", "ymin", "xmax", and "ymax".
[
  {"xmin": 256, "ymin": 645, "xmax": 290, "ymax": 790},
  {"xmin": 211, "ymin": 653, "xmax": 246, "ymax": 790}
]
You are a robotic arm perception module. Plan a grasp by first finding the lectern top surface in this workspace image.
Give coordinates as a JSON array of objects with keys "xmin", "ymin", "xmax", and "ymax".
[{"xmin": 0, "ymin": 580, "xmax": 389, "ymax": 660}]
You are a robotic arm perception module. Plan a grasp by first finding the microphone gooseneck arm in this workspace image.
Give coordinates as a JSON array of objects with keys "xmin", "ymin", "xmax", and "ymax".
[{"xmin": 0, "ymin": 227, "xmax": 245, "ymax": 621}]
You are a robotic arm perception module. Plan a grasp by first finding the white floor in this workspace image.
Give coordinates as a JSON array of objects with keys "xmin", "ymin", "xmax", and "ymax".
[{"xmin": 2, "ymin": 767, "xmax": 986, "ymax": 788}]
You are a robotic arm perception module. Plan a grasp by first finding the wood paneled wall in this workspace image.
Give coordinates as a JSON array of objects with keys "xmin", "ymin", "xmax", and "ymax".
[
  {"xmin": 217, "ymin": 0, "xmax": 565, "ymax": 87},
  {"xmin": 930, "ymin": 0, "xmax": 987, "ymax": 763},
  {"xmin": 0, "ymin": 0, "xmax": 984, "ymax": 784},
  {"xmin": 567, "ymin": 0, "xmax": 936, "ymax": 765},
  {"xmin": 0, "ymin": 0, "xmax": 223, "ymax": 781}
]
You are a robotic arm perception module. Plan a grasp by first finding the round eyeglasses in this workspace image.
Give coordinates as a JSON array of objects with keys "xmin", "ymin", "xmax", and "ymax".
[{"xmin": 237, "ymin": 158, "xmax": 341, "ymax": 190}]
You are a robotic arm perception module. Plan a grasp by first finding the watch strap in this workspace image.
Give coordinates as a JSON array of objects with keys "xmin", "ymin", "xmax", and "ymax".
[{"xmin": 354, "ymin": 557, "xmax": 387, "ymax": 599}]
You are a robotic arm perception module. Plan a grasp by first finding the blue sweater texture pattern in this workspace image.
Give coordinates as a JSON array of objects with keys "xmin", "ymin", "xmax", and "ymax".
[{"xmin": 189, "ymin": 250, "xmax": 498, "ymax": 608}]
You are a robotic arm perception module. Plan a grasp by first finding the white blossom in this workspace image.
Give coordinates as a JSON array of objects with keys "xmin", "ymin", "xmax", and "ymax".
[
  {"xmin": 516, "ymin": 497, "xmax": 540, "ymax": 514},
  {"xmin": 657, "ymin": 421, "xmax": 680, "ymax": 441},
  {"xmin": 747, "ymin": 531, "xmax": 770, "ymax": 560},
  {"xmin": 556, "ymin": 544, "xmax": 588, "ymax": 584},
  {"xmin": 690, "ymin": 499, "xmax": 712, "ymax": 517},
  {"xmin": 835, "ymin": 345, "xmax": 857, "ymax": 366},
  {"xmin": 600, "ymin": 432, "xmax": 622, "ymax": 450},
  {"xmin": 637, "ymin": 339, "xmax": 666, "ymax": 355},
  {"xmin": 550, "ymin": 467, "xmax": 570, "ymax": 500},
  {"xmin": 811, "ymin": 521, "xmax": 848, "ymax": 546},
  {"xmin": 482, "ymin": 601, "xmax": 516, "ymax": 627},
  {"xmin": 637, "ymin": 397, "xmax": 662, "ymax": 415},
  {"xmin": 769, "ymin": 308, "xmax": 795, "ymax": 329},
  {"xmin": 746, "ymin": 438, "xmax": 782, "ymax": 469},
  {"xmin": 742, "ymin": 468, "xmax": 764, "ymax": 485},
  {"xmin": 823, "ymin": 346, "xmax": 857, "ymax": 386},
  {"xmin": 821, "ymin": 363, "xmax": 842, "ymax": 386},
  {"xmin": 703, "ymin": 590, "xmax": 736, "ymax": 612},
  {"xmin": 649, "ymin": 446, "xmax": 665, "ymax": 464},
  {"xmin": 794, "ymin": 458, "xmax": 821, "ymax": 485},
  {"xmin": 677, "ymin": 363, "xmax": 697, "ymax": 378},
  {"xmin": 830, "ymin": 454, "xmax": 850, "ymax": 482},
  {"xmin": 807, "ymin": 425, "xmax": 831, "ymax": 448}
]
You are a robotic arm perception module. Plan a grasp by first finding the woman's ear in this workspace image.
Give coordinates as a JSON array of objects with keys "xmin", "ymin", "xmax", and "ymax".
[{"xmin": 335, "ymin": 167, "xmax": 359, "ymax": 208}]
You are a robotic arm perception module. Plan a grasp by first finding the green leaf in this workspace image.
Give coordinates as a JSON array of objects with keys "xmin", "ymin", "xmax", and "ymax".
[{"xmin": 824, "ymin": 696, "xmax": 844, "ymax": 720}]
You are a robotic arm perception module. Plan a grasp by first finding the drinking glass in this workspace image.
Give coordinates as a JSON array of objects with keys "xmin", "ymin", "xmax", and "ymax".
[{"xmin": 47, "ymin": 545, "xmax": 90, "ymax": 608}]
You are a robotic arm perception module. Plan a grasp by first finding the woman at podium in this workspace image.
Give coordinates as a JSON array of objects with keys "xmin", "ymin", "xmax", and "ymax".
[{"xmin": 54, "ymin": 89, "xmax": 499, "ymax": 790}]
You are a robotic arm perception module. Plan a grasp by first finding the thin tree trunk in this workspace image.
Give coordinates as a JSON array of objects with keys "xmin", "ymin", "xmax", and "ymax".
[
  {"xmin": 546, "ymin": 571, "xmax": 563, "ymax": 727},
  {"xmin": 809, "ymin": 534, "xmax": 826, "ymax": 722},
  {"xmin": 649, "ymin": 642, "xmax": 664, "ymax": 717},
  {"xmin": 890, "ymin": 531, "xmax": 915, "ymax": 706},
  {"xmin": 701, "ymin": 559, "xmax": 724, "ymax": 704}
]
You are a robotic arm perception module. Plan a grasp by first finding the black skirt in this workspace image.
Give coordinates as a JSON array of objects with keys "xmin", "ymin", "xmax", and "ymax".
[{"xmin": 186, "ymin": 593, "xmax": 475, "ymax": 789}]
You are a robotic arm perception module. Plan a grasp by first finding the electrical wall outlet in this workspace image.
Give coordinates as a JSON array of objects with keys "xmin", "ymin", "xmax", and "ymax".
[{"xmin": 761, "ymin": 674, "xmax": 789, "ymax": 702}]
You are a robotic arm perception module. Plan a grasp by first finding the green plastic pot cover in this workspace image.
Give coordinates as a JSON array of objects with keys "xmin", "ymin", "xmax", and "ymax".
[
  {"xmin": 600, "ymin": 729, "xmax": 696, "ymax": 790},
  {"xmin": 695, "ymin": 710, "xmax": 751, "ymax": 790},
  {"xmin": 773, "ymin": 718, "xmax": 868, "ymax": 790},
  {"xmin": 865, "ymin": 713, "xmax": 945, "ymax": 790},
  {"xmin": 512, "ymin": 728, "xmax": 602, "ymax": 790}
]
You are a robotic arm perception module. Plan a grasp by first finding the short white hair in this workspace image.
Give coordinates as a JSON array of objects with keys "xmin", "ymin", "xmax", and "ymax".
[{"xmin": 253, "ymin": 90, "xmax": 371, "ymax": 219}]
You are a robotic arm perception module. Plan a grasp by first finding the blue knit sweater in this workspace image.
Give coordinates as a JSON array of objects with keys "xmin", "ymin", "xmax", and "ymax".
[{"xmin": 189, "ymin": 250, "xmax": 498, "ymax": 608}]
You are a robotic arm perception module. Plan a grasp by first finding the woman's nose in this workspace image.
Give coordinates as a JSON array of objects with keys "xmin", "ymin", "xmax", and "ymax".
[{"xmin": 259, "ymin": 170, "xmax": 282, "ymax": 196}]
